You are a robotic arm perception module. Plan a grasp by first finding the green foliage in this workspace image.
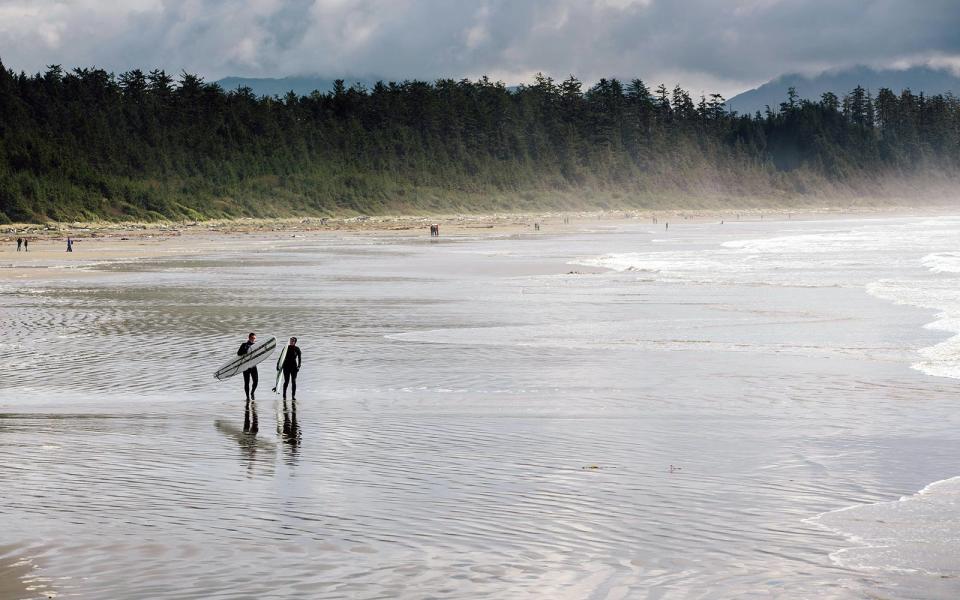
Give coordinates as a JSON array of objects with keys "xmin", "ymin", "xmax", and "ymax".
[{"xmin": 1, "ymin": 59, "xmax": 958, "ymax": 222}]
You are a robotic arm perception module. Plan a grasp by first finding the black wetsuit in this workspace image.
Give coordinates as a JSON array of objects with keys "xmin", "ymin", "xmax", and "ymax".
[
  {"xmin": 279, "ymin": 346, "xmax": 301, "ymax": 399},
  {"xmin": 238, "ymin": 341, "xmax": 258, "ymax": 399}
]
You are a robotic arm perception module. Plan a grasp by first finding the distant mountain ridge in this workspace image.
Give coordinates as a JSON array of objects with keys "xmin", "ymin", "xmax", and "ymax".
[
  {"xmin": 727, "ymin": 66, "xmax": 960, "ymax": 115},
  {"xmin": 225, "ymin": 67, "xmax": 960, "ymax": 116}
]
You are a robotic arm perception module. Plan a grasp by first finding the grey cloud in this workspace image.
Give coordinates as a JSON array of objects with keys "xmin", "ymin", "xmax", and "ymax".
[{"xmin": 1, "ymin": 0, "xmax": 959, "ymax": 96}]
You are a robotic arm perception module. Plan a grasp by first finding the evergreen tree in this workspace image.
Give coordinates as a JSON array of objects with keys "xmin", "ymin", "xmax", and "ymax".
[{"xmin": 1, "ymin": 60, "xmax": 958, "ymax": 223}]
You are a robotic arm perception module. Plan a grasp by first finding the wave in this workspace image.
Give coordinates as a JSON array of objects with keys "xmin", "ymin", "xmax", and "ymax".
[
  {"xmin": 576, "ymin": 218, "xmax": 960, "ymax": 379},
  {"xmin": 809, "ymin": 477, "xmax": 960, "ymax": 576},
  {"xmin": 921, "ymin": 252, "xmax": 960, "ymax": 274},
  {"xmin": 866, "ymin": 269, "xmax": 960, "ymax": 380}
]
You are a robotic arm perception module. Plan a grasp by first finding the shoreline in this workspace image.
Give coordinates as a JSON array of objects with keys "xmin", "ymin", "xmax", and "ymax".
[{"xmin": 0, "ymin": 205, "xmax": 956, "ymax": 283}]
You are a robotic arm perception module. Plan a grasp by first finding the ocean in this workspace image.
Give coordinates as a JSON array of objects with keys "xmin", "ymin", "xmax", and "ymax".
[{"xmin": 1, "ymin": 215, "xmax": 959, "ymax": 598}]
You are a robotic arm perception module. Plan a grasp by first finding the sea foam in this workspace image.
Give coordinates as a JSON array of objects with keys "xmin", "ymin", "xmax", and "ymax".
[
  {"xmin": 576, "ymin": 217, "xmax": 960, "ymax": 379},
  {"xmin": 866, "ymin": 268, "xmax": 960, "ymax": 380},
  {"xmin": 921, "ymin": 252, "xmax": 960, "ymax": 273},
  {"xmin": 811, "ymin": 477, "xmax": 960, "ymax": 575}
]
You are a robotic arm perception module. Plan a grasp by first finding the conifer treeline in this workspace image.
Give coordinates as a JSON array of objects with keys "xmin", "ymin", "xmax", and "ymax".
[{"xmin": 1, "ymin": 61, "xmax": 958, "ymax": 222}]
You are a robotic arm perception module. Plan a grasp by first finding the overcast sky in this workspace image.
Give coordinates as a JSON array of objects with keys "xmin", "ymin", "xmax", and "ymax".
[{"xmin": 1, "ymin": 0, "xmax": 958, "ymax": 97}]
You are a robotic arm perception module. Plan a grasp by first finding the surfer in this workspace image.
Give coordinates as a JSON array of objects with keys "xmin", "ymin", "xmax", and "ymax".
[
  {"xmin": 238, "ymin": 332, "xmax": 259, "ymax": 401},
  {"xmin": 278, "ymin": 337, "xmax": 302, "ymax": 400}
]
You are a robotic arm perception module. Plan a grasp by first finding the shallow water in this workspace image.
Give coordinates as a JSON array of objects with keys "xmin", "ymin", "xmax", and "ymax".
[{"xmin": 2, "ymin": 216, "xmax": 960, "ymax": 598}]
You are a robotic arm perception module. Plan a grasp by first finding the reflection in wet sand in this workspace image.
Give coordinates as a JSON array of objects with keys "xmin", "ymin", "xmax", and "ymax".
[
  {"xmin": 280, "ymin": 398, "xmax": 301, "ymax": 464},
  {"xmin": 214, "ymin": 400, "xmax": 276, "ymax": 477}
]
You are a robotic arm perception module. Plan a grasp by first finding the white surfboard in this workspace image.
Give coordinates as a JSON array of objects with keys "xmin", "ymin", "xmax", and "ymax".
[
  {"xmin": 214, "ymin": 336, "xmax": 277, "ymax": 381},
  {"xmin": 272, "ymin": 343, "xmax": 289, "ymax": 393}
]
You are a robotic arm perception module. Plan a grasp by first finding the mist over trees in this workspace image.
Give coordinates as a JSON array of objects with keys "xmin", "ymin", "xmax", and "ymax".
[{"xmin": 1, "ymin": 59, "xmax": 958, "ymax": 222}]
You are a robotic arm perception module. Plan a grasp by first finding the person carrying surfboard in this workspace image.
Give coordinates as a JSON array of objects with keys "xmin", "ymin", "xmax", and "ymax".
[
  {"xmin": 238, "ymin": 332, "xmax": 260, "ymax": 401},
  {"xmin": 277, "ymin": 337, "xmax": 302, "ymax": 400}
]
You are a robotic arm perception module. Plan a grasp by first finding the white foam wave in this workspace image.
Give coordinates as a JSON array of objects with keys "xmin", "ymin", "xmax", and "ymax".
[
  {"xmin": 577, "ymin": 217, "xmax": 960, "ymax": 378},
  {"xmin": 810, "ymin": 477, "xmax": 960, "ymax": 576},
  {"xmin": 721, "ymin": 231, "xmax": 885, "ymax": 253},
  {"xmin": 866, "ymin": 277, "xmax": 960, "ymax": 379},
  {"xmin": 575, "ymin": 219, "xmax": 958, "ymax": 287},
  {"xmin": 921, "ymin": 252, "xmax": 960, "ymax": 274},
  {"xmin": 575, "ymin": 252, "xmax": 749, "ymax": 276}
]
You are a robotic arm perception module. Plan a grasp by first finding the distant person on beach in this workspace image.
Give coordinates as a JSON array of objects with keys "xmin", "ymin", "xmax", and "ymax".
[
  {"xmin": 278, "ymin": 337, "xmax": 302, "ymax": 400},
  {"xmin": 23, "ymin": 239, "xmax": 28, "ymax": 251},
  {"xmin": 66, "ymin": 237, "xmax": 73, "ymax": 252},
  {"xmin": 430, "ymin": 224, "xmax": 439, "ymax": 237},
  {"xmin": 238, "ymin": 332, "xmax": 259, "ymax": 401},
  {"xmin": 16, "ymin": 237, "xmax": 22, "ymax": 251}
]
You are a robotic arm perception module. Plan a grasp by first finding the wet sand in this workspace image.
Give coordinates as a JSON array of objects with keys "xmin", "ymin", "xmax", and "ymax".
[
  {"xmin": 0, "ymin": 547, "xmax": 46, "ymax": 600},
  {"xmin": 3, "ymin": 212, "xmax": 960, "ymax": 598}
]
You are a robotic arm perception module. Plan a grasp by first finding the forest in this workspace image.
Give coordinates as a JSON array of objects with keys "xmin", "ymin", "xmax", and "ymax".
[{"xmin": 1, "ymin": 59, "xmax": 958, "ymax": 222}]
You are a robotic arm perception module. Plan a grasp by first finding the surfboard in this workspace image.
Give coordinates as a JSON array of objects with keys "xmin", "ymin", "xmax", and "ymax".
[
  {"xmin": 214, "ymin": 336, "xmax": 277, "ymax": 381},
  {"xmin": 272, "ymin": 343, "xmax": 289, "ymax": 393}
]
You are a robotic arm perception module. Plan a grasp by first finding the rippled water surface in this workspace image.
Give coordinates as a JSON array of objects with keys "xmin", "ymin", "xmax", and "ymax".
[{"xmin": 3, "ymin": 217, "xmax": 960, "ymax": 599}]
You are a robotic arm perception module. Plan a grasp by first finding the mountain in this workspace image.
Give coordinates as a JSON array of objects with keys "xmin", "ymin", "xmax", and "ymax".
[
  {"xmin": 216, "ymin": 76, "xmax": 383, "ymax": 97},
  {"xmin": 727, "ymin": 66, "xmax": 960, "ymax": 115}
]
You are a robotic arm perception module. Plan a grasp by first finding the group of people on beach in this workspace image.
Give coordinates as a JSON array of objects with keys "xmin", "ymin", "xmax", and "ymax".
[
  {"xmin": 13, "ymin": 237, "xmax": 73, "ymax": 251},
  {"xmin": 236, "ymin": 333, "xmax": 302, "ymax": 402}
]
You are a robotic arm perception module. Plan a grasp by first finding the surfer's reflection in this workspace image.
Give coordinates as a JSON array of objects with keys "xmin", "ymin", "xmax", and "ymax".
[
  {"xmin": 243, "ymin": 398, "xmax": 259, "ymax": 433},
  {"xmin": 280, "ymin": 398, "xmax": 301, "ymax": 460},
  {"xmin": 214, "ymin": 399, "xmax": 275, "ymax": 477}
]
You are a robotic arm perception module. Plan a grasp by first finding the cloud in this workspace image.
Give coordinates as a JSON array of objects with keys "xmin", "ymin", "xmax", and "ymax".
[{"xmin": 1, "ymin": 0, "xmax": 959, "ymax": 96}]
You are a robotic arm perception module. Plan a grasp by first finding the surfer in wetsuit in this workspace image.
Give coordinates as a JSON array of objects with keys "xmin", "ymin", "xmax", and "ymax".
[
  {"xmin": 238, "ymin": 332, "xmax": 259, "ymax": 401},
  {"xmin": 279, "ymin": 337, "xmax": 302, "ymax": 400}
]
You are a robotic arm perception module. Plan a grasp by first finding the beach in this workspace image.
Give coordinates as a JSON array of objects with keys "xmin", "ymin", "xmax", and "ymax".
[
  {"xmin": 2, "ymin": 211, "xmax": 960, "ymax": 598},
  {"xmin": 1, "ymin": 205, "xmax": 951, "ymax": 281}
]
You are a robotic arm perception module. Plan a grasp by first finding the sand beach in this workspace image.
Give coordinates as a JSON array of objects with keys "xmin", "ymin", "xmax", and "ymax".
[{"xmin": 2, "ymin": 209, "xmax": 960, "ymax": 598}]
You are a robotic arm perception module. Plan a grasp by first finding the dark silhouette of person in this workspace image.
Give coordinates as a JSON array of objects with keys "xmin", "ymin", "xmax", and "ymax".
[
  {"xmin": 16, "ymin": 237, "xmax": 22, "ymax": 251},
  {"xmin": 66, "ymin": 237, "xmax": 73, "ymax": 252},
  {"xmin": 237, "ymin": 332, "xmax": 259, "ymax": 401},
  {"xmin": 278, "ymin": 337, "xmax": 302, "ymax": 400},
  {"xmin": 23, "ymin": 239, "xmax": 28, "ymax": 251}
]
